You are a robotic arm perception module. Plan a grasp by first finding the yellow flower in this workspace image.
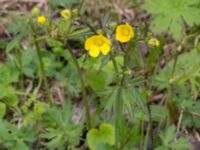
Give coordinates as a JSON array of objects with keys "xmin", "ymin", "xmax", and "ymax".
[
  {"xmin": 116, "ymin": 23, "xmax": 134, "ymax": 43},
  {"xmin": 60, "ymin": 9, "xmax": 71, "ymax": 19},
  {"xmin": 85, "ymin": 35, "xmax": 111, "ymax": 57},
  {"xmin": 37, "ymin": 16, "xmax": 46, "ymax": 24},
  {"xmin": 148, "ymin": 38, "xmax": 160, "ymax": 47}
]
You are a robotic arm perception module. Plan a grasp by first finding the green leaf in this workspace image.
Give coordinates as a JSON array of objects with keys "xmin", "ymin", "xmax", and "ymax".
[
  {"xmin": 0, "ymin": 64, "xmax": 19, "ymax": 84},
  {"xmin": 0, "ymin": 120, "xmax": 36, "ymax": 149},
  {"xmin": 0, "ymin": 39, "xmax": 7, "ymax": 50},
  {"xmin": 85, "ymin": 70, "xmax": 106, "ymax": 90},
  {"xmin": 48, "ymin": 39, "xmax": 63, "ymax": 48},
  {"xmin": 5, "ymin": 95, "xmax": 19, "ymax": 107},
  {"xmin": 0, "ymin": 102, "xmax": 6, "ymax": 118},
  {"xmin": 96, "ymin": 144, "xmax": 114, "ymax": 150},
  {"xmin": 147, "ymin": 46, "xmax": 162, "ymax": 70},
  {"xmin": 104, "ymin": 88, "xmax": 118, "ymax": 110},
  {"xmin": 41, "ymin": 103, "xmax": 83, "ymax": 148},
  {"xmin": 158, "ymin": 126, "xmax": 192, "ymax": 150},
  {"xmin": 22, "ymin": 49, "xmax": 38, "ymax": 77},
  {"xmin": 0, "ymin": 84, "xmax": 19, "ymax": 107},
  {"xmin": 153, "ymin": 49, "xmax": 200, "ymax": 97},
  {"xmin": 142, "ymin": 0, "xmax": 200, "ymax": 40},
  {"xmin": 68, "ymin": 28, "xmax": 90, "ymax": 39},
  {"xmin": 87, "ymin": 123, "xmax": 115, "ymax": 150},
  {"xmin": 48, "ymin": 0, "xmax": 77, "ymax": 7},
  {"xmin": 150, "ymin": 105, "xmax": 169, "ymax": 122},
  {"xmin": 6, "ymin": 31, "xmax": 26, "ymax": 52}
]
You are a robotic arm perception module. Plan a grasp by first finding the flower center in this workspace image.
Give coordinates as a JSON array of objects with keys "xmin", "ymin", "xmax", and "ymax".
[
  {"xmin": 121, "ymin": 28, "xmax": 130, "ymax": 36},
  {"xmin": 64, "ymin": 12, "xmax": 69, "ymax": 16},
  {"xmin": 94, "ymin": 39, "xmax": 103, "ymax": 47}
]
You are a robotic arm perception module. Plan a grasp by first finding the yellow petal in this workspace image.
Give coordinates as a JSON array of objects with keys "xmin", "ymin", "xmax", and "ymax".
[
  {"xmin": 89, "ymin": 49, "xmax": 100, "ymax": 57},
  {"xmin": 100, "ymin": 35, "xmax": 111, "ymax": 45},
  {"xmin": 85, "ymin": 37, "xmax": 93, "ymax": 51},
  {"xmin": 101, "ymin": 44, "xmax": 110, "ymax": 55},
  {"xmin": 116, "ymin": 33, "xmax": 131, "ymax": 43},
  {"xmin": 37, "ymin": 16, "xmax": 46, "ymax": 24}
]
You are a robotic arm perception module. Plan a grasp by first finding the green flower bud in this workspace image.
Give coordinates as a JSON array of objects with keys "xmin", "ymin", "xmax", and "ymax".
[{"xmin": 31, "ymin": 7, "xmax": 40, "ymax": 17}]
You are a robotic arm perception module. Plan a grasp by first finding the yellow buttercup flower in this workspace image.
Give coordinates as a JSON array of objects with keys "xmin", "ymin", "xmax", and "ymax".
[
  {"xmin": 37, "ymin": 16, "xmax": 46, "ymax": 24},
  {"xmin": 85, "ymin": 35, "xmax": 111, "ymax": 57},
  {"xmin": 116, "ymin": 23, "xmax": 134, "ymax": 43},
  {"xmin": 148, "ymin": 38, "xmax": 160, "ymax": 47},
  {"xmin": 60, "ymin": 9, "xmax": 71, "ymax": 19}
]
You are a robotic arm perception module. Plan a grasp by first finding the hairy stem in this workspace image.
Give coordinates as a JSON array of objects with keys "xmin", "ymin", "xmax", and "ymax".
[
  {"xmin": 110, "ymin": 48, "xmax": 119, "ymax": 79},
  {"xmin": 17, "ymin": 45, "xmax": 24, "ymax": 90},
  {"xmin": 166, "ymin": 51, "xmax": 179, "ymax": 124},
  {"xmin": 115, "ymin": 43, "xmax": 130, "ymax": 148},
  {"xmin": 30, "ymin": 23, "xmax": 53, "ymax": 104},
  {"xmin": 34, "ymin": 37, "xmax": 53, "ymax": 105},
  {"xmin": 65, "ymin": 41, "xmax": 91, "ymax": 129}
]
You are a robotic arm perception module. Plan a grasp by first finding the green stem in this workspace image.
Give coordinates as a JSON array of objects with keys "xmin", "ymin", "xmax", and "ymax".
[
  {"xmin": 66, "ymin": 42, "xmax": 91, "ymax": 129},
  {"xmin": 146, "ymin": 101, "xmax": 154, "ymax": 147},
  {"xmin": 110, "ymin": 48, "xmax": 119, "ymax": 79},
  {"xmin": 140, "ymin": 115, "xmax": 145, "ymax": 150},
  {"xmin": 29, "ymin": 23, "xmax": 53, "ymax": 104},
  {"xmin": 33, "ymin": 34, "xmax": 53, "ymax": 105},
  {"xmin": 115, "ymin": 43, "xmax": 130, "ymax": 149},
  {"xmin": 115, "ymin": 85, "xmax": 123, "ymax": 149},
  {"xmin": 166, "ymin": 52, "xmax": 179, "ymax": 124},
  {"xmin": 78, "ymin": 19, "xmax": 98, "ymax": 34},
  {"xmin": 138, "ymin": 42, "xmax": 154, "ymax": 147},
  {"xmin": 17, "ymin": 45, "xmax": 24, "ymax": 90}
]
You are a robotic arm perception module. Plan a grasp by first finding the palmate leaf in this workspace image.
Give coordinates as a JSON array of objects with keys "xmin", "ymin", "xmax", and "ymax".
[
  {"xmin": 153, "ymin": 49, "xmax": 200, "ymax": 97},
  {"xmin": 41, "ymin": 102, "xmax": 83, "ymax": 148},
  {"xmin": 0, "ymin": 120, "xmax": 36, "ymax": 149},
  {"xmin": 142, "ymin": 0, "xmax": 200, "ymax": 40},
  {"xmin": 157, "ymin": 126, "xmax": 192, "ymax": 150}
]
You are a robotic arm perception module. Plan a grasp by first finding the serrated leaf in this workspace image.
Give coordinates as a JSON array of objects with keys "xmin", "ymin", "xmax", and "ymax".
[
  {"xmin": 153, "ymin": 49, "xmax": 200, "ymax": 97},
  {"xmin": 142, "ymin": 0, "xmax": 200, "ymax": 40},
  {"xmin": 159, "ymin": 126, "xmax": 192, "ymax": 150},
  {"xmin": 150, "ymin": 105, "xmax": 169, "ymax": 122},
  {"xmin": 0, "ymin": 64, "xmax": 19, "ymax": 84}
]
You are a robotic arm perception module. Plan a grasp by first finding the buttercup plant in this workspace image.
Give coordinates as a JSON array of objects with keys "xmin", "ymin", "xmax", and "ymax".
[{"xmin": 2, "ymin": 1, "xmax": 196, "ymax": 149}]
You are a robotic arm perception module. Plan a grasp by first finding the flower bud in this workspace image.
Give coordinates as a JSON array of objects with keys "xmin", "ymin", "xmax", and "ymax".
[{"xmin": 31, "ymin": 7, "xmax": 40, "ymax": 17}]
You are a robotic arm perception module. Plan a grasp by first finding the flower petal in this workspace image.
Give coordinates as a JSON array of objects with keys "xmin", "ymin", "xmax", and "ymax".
[
  {"xmin": 85, "ymin": 37, "xmax": 93, "ymax": 51},
  {"xmin": 100, "ymin": 35, "xmax": 111, "ymax": 45},
  {"xmin": 101, "ymin": 44, "xmax": 110, "ymax": 55},
  {"xmin": 89, "ymin": 49, "xmax": 100, "ymax": 57},
  {"xmin": 116, "ymin": 33, "xmax": 131, "ymax": 43}
]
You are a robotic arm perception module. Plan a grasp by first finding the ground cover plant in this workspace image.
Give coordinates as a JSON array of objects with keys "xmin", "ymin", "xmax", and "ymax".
[{"xmin": 0, "ymin": 0, "xmax": 200, "ymax": 149}]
